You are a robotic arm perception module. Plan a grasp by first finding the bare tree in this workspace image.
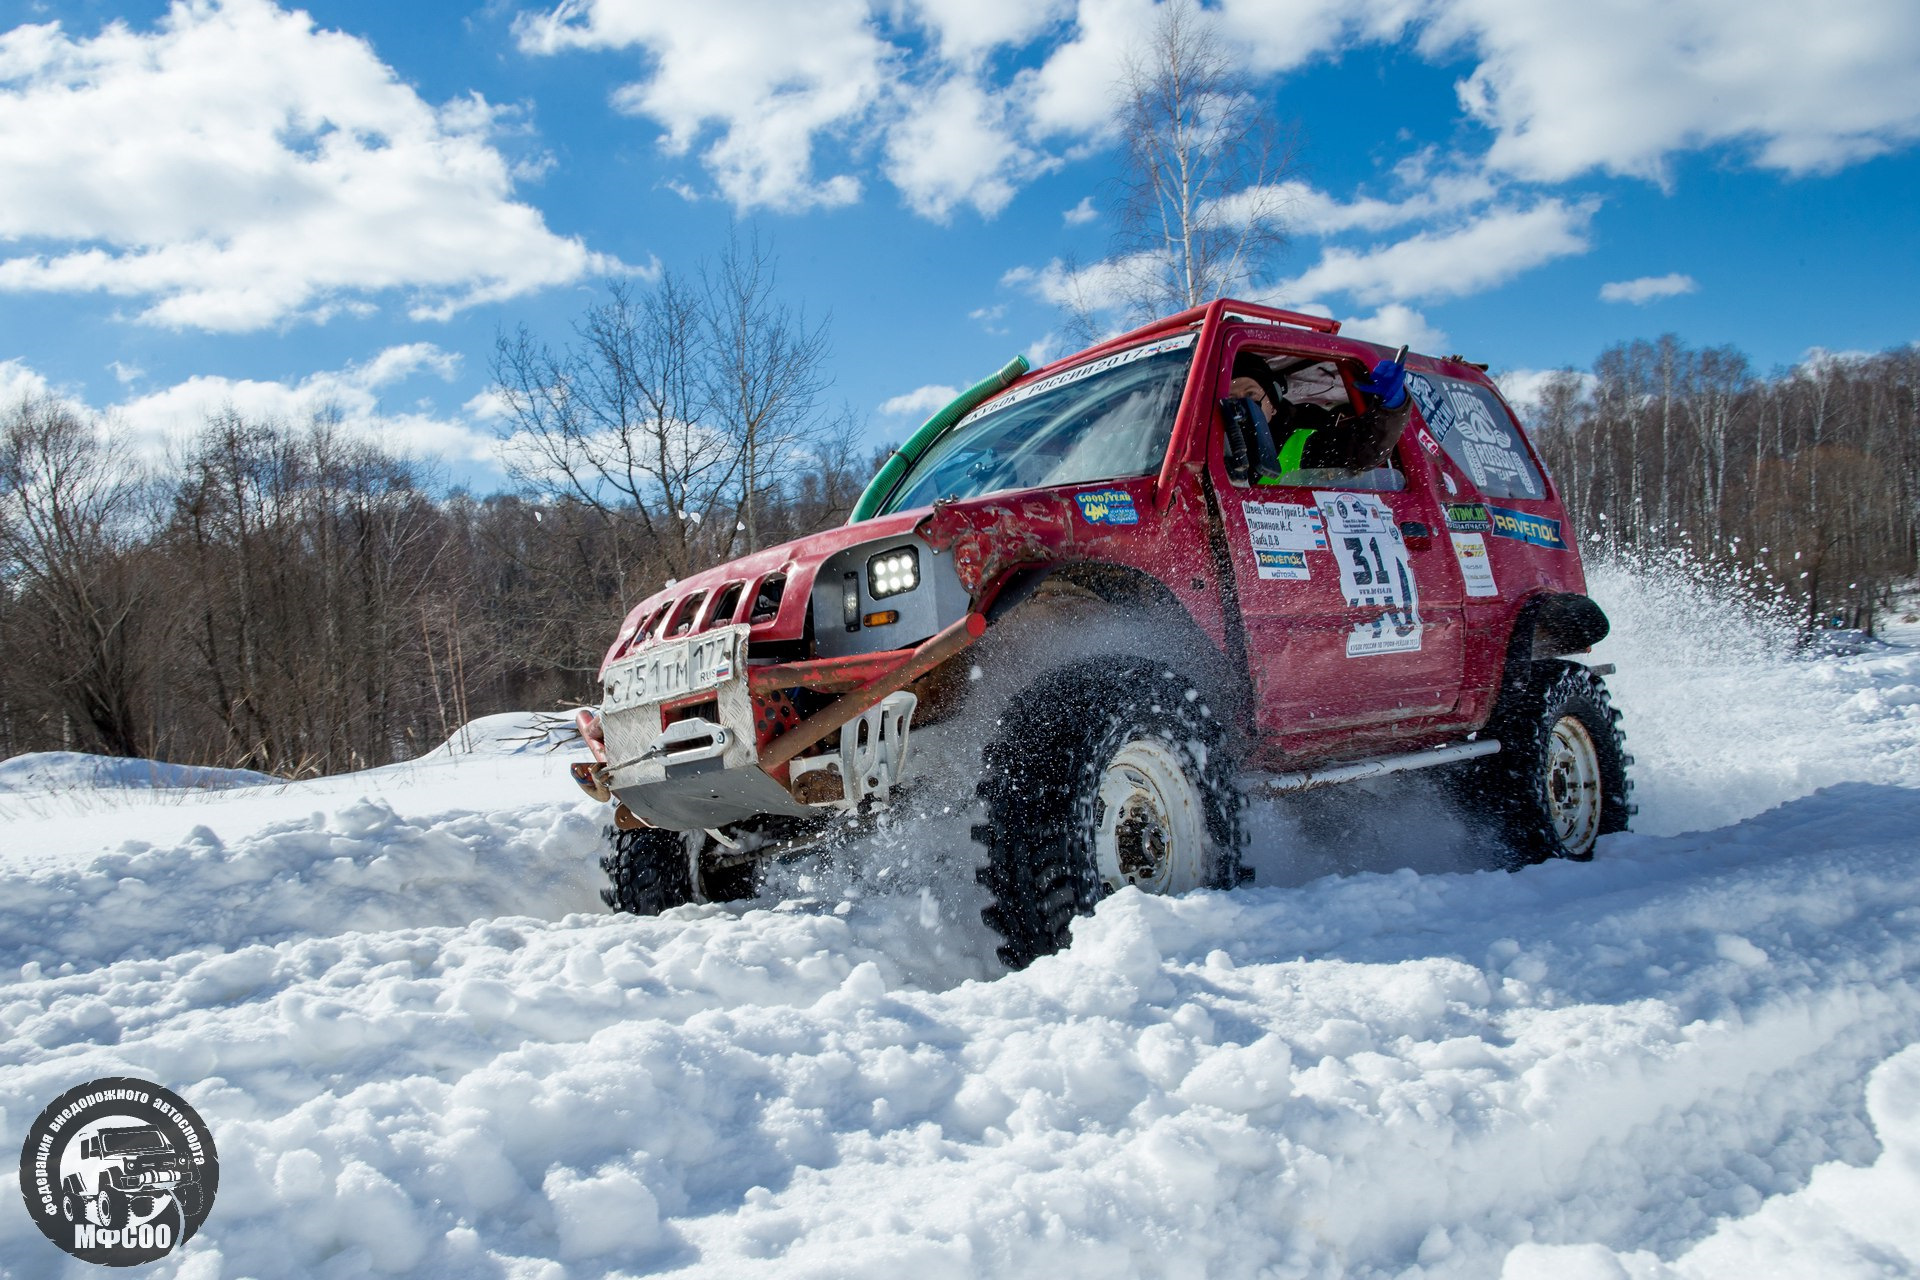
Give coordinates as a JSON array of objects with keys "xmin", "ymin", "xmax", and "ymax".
[
  {"xmin": 0, "ymin": 397, "xmax": 155, "ymax": 756},
  {"xmin": 702, "ymin": 230, "xmax": 832, "ymax": 554},
  {"xmin": 1111, "ymin": 0, "xmax": 1292, "ymax": 320},
  {"xmin": 493, "ymin": 274, "xmax": 733, "ymax": 583}
]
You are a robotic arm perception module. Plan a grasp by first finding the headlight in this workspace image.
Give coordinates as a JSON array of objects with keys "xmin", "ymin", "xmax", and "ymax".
[{"xmin": 866, "ymin": 547, "xmax": 920, "ymax": 599}]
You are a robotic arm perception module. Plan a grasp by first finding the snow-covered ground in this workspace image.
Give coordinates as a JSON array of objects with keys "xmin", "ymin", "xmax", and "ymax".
[{"xmin": 3, "ymin": 571, "xmax": 1919, "ymax": 1279}]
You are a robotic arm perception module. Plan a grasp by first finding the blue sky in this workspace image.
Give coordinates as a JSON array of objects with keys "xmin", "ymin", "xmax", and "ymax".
[{"xmin": 2, "ymin": 0, "xmax": 1917, "ymax": 490}]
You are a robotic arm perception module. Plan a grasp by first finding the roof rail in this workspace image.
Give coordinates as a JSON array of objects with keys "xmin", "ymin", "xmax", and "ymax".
[
  {"xmin": 1018, "ymin": 297, "xmax": 1343, "ymax": 384},
  {"xmin": 1217, "ymin": 299, "xmax": 1341, "ymax": 334}
]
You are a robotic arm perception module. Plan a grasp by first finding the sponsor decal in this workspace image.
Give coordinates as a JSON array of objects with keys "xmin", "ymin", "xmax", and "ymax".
[
  {"xmin": 958, "ymin": 332, "xmax": 1196, "ymax": 427},
  {"xmin": 1244, "ymin": 501, "xmax": 1325, "ymax": 579},
  {"xmin": 1347, "ymin": 618, "xmax": 1422, "ymax": 657},
  {"xmin": 1415, "ymin": 427, "xmax": 1442, "ymax": 458},
  {"xmin": 1487, "ymin": 505, "xmax": 1568, "ymax": 549},
  {"xmin": 1254, "ymin": 548, "xmax": 1311, "ymax": 580},
  {"xmin": 1443, "ymin": 502, "xmax": 1492, "ymax": 532},
  {"xmin": 1313, "ymin": 491, "xmax": 1421, "ymax": 655},
  {"xmin": 18, "ymin": 1077, "xmax": 219, "ymax": 1267},
  {"xmin": 1074, "ymin": 488, "xmax": 1139, "ymax": 526},
  {"xmin": 1451, "ymin": 532, "xmax": 1499, "ymax": 597},
  {"xmin": 1312, "ymin": 490, "xmax": 1395, "ymax": 538},
  {"xmin": 1407, "ymin": 373, "xmax": 1456, "ymax": 445}
]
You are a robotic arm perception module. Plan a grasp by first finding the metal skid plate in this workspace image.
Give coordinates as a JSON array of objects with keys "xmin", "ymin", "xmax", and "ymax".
[{"xmin": 789, "ymin": 691, "xmax": 917, "ymax": 810}]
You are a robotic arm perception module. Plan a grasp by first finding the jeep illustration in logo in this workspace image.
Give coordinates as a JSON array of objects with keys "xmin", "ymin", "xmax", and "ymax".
[
  {"xmin": 19, "ymin": 1076, "xmax": 219, "ymax": 1266},
  {"xmin": 60, "ymin": 1121, "xmax": 205, "ymax": 1230}
]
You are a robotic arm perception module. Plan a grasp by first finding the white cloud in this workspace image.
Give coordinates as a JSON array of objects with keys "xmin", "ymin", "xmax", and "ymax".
[
  {"xmin": 1002, "ymin": 252, "xmax": 1156, "ymax": 313},
  {"xmin": 1019, "ymin": 0, "xmax": 1158, "ymax": 138},
  {"xmin": 1438, "ymin": 0, "xmax": 1920, "ymax": 181},
  {"xmin": 1271, "ymin": 199, "xmax": 1596, "ymax": 307},
  {"xmin": 6, "ymin": 344, "xmax": 503, "ymax": 463},
  {"xmin": 108, "ymin": 361, "xmax": 144, "ymax": 386},
  {"xmin": 0, "ymin": 1, "xmax": 614, "ymax": 332},
  {"xmin": 1494, "ymin": 367, "xmax": 1597, "ymax": 425},
  {"xmin": 1063, "ymin": 196, "xmax": 1098, "ymax": 226},
  {"xmin": 517, "ymin": 0, "xmax": 887, "ymax": 212},
  {"xmin": 1599, "ymin": 273, "xmax": 1699, "ymax": 304},
  {"xmin": 0, "ymin": 359, "xmax": 54, "ymax": 406},
  {"xmin": 908, "ymin": 0, "xmax": 1073, "ymax": 62},
  {"xmin": 884, "ymin": 77, "xmax": 1040, "ymax": 220},
  {"xmin": 1339, "ymin": 304, "xmax": 1447, "ymax": 355},
  {"xmin": 879, "ymin": 384, "xmax": 961, "ymax": 417}
]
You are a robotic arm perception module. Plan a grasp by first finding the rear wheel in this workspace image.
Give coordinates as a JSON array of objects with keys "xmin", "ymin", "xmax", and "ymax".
[
  {"xmin": 1467, "ymin": 660, "xmax": 1631, "ymax": 866},
  {"xmin": 974, "ymin": 657, "xmax": 1245, "ymax": 970}
]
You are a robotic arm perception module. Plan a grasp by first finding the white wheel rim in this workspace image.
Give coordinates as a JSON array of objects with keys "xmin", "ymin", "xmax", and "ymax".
[
  {"xmin": 1093, "ymin": 738, "xmax": 1209, "ymax": 894},
  {"xmin": 1546, "ymin": 714, "xmax": 1603, "ymax": 855}
]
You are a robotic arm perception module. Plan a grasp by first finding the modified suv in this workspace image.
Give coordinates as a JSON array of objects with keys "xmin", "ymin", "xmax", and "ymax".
[
  {"xmin": 570, "ymin": 299, "xmax": 1631, "ymax": 967},
  {"xmin": 60, "ymin": 1124, "xmax": 203, "ymax": 1229}
]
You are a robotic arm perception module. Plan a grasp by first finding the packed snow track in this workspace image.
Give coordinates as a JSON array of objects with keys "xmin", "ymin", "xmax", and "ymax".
[{"xmin": 3, "ymin": 569, "xmax": 1919, "ymax": 1279}]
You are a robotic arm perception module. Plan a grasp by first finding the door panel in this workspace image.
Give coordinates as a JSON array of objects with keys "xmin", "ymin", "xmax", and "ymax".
[{"xmin": 1208, "ymin": 350, "xmax": 1466, "ymax": 759}]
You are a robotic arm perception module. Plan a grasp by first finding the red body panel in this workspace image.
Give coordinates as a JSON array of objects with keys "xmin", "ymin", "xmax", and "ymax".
[{"xmin": 594, "ymin": 299, "xmax": 1589, "ymax": 778}]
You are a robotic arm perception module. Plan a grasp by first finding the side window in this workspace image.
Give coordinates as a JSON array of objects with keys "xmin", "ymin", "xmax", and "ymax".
[
  {"xmin": 1222, "ymin": 353, "xmax": 1405, "ymax": 492},
  {"xmin": 1407, "ymin": 373, "xmax": 1545, "ymax": 500}
]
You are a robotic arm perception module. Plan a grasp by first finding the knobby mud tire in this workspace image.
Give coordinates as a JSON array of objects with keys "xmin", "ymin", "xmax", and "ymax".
[
  {"xmin": 599, "ymin": 825, "xmax": 759, "ymax": 914},
  {"xmin": 1466, "ymin": 659, "xmax": 1632, "ymax": 868},
  {"xmin": 599, "ymin": 826, "xmax": 696, "ymax": 915},
  {"xmin": 973, "ymin": 657, "xmax": 1245, "ymax": 971}
]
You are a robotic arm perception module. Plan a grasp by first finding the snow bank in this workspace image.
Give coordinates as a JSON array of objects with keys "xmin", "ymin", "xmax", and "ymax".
[
  {"xmin": 4, "ymin": 783, "xmax": 1919, "ymax": 1278},
  {"xmin": 0, "ymin": 751, "xmax": 276, "ymax": 794},
  {"xmin": 1505, "ymin": 1044, "xmax": 1920, "ymax": 1278},
  {"xmin": 2, "ymin": 572, "xmax": 1919, "ymax": 1278},
  {"xmin": 0, "ymin": 797, "xmax": 609, "ymax": 973}
]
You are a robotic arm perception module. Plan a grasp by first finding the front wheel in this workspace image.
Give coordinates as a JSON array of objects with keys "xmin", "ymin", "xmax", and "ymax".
[
  {"xmin": 1474, "ymin": 660, "xmax": 1631, "ymax": 865},
  {"xmin": 600, "ymin": 826, "xmax": 696, "ymax": 915},
  {"xmin": 974, "ymin": 657, "xmax": 1245, "ymax": 970},
  {"xmin": 599, "ymin": 826, "xmax": 760, "ymax": 914}
]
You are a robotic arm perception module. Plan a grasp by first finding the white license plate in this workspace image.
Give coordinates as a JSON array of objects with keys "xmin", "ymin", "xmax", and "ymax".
[{"xmin": 603, "ymin": 626, "xmax": 743, "ymax": 714}]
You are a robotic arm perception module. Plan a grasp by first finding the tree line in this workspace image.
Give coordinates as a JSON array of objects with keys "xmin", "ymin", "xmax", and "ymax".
[
  {"xmin": 0, "ymin": 238, "xmax": 873, "ymax": 774},
  {"xmin": 3, "ymin": 310, "xmax": 1913, "ymax": 774},
  {"xmin": 1518, "ymin": 336, "xmax": 1919, "ymax": 633}
]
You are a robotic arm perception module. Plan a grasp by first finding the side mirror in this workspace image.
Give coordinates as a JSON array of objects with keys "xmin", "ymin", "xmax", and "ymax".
[
  {"xmin": 1219, "ymin": 397, "xmax": 1280, "ymax": 483},
  {"xmin": 1219, "ymin": 397, "xmax": 1251, "ymax": 482}
]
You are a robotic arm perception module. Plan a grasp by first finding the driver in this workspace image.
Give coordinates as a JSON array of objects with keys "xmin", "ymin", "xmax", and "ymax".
[{"xmin": 1228, "ymin": 351, "xmax": 1412, "ymax": 476}]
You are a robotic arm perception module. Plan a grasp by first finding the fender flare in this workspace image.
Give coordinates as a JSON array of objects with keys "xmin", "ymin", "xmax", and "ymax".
[
  {"xmin": 977, "ymin": 561, "xmax": 1251, "ymax": 729},
  {"xmin": 1491, "ymin": 591, "xmax": 1612, "ymax": 713}
]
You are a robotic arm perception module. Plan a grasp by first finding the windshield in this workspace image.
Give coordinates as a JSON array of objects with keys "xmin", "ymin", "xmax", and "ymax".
[
  {"xmin": 99, "ymin": 1129, "xmax": 168, "ymax": 1154},
  {"xmin": 881, "ymin": 334, "xmax": 1196, "ymax": 514}
]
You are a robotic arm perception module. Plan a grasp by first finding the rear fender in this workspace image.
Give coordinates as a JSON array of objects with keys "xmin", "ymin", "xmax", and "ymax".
[{"xmin": 1491, "ymin": 591, "xmax": 1612, "ymax": 714}]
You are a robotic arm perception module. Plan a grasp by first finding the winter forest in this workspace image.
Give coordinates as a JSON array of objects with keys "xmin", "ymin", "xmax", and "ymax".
[{"xmin": 2, "ymin": 310, "xmax": 1915, "ymax": 778}]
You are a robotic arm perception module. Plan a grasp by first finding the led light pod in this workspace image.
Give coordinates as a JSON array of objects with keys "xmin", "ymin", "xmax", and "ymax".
[{"xmin": 866, "ymin": 547, "xmax": 921, "ymax": 599}]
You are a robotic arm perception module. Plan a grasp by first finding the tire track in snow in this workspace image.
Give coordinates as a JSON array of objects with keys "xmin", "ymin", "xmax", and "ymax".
[{"xmin": 3, "ymin": 786, "xmax": 1918, "ymax": 1278}]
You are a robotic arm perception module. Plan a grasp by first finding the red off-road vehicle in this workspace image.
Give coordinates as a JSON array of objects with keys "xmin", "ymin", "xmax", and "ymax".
[{"xmin": 570, "ymin": 299, "xmax": 1631, "ymax": 968}]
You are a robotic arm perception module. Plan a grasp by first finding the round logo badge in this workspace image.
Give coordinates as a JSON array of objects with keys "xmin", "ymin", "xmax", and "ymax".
[{"xmin": 18, "ymin": 1077, "xmax": 219, "ymax": 1267}]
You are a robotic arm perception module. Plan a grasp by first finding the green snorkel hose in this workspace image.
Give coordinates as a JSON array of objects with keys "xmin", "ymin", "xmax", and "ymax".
[{"xmin": 848, "ymin": 354, "xmax": 1030, "ymax": 523}]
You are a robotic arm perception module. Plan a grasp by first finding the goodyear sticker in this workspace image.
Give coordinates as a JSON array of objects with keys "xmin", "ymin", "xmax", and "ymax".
[
  {"xmin": 1487, "ymin": 504, "xmax": 1567, "ymax": 549},
  {"xmin": 1444, "ymin": 502, "xmax": 1491, "ymax": 532},
  {"xmin": 1075, "ymin": 488, "xmax": 1138, "ymax": 526}
]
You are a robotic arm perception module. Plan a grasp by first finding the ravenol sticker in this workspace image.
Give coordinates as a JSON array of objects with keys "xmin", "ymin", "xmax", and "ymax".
[
  {"xmin": 1075, "ymin": 488, "xmax": 1138, "ymax": 526},
  {"xmin": 1487, "ymin": 505, "xmax": 1567, "ymax": 549},
  {"xmin": 1254, "ymin": 548, "xmax": 1311, "ymax": 581},
  {"xmin": 1444, "ymin": 502, "xmax": 1491, "ymax": 532}
]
